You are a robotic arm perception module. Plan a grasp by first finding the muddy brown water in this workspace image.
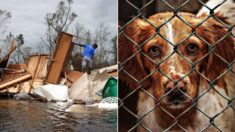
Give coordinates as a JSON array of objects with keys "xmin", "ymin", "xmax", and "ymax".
[{"xmin": 0, "ymin": 99, "xmax": 117, "ymax": 132}]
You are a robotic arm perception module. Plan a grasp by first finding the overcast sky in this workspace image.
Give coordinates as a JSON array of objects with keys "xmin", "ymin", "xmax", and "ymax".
[{"xmin": 0, "ymin": 0, "xmax": 117, "ymax": 47}]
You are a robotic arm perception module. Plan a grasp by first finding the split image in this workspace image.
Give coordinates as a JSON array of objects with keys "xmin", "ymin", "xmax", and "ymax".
[{"xmin": 0, "ymin": 0, "xmax": 235, "ymax": 132}]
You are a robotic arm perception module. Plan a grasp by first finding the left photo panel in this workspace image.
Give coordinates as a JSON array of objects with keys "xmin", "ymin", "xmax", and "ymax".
[{"xmin": 0, "ymin": 0, "xmax": 117, "ymax": 131}]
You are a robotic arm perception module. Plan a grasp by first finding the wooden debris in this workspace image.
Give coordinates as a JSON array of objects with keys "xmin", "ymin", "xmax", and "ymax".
[
  {"xmin": 46, "ymin": 32, "xmax": 74, "ymax": 84},
  {"xmin": 0, "ymin": 40, "xmax": 17, "ymax": 70},
  {"xmin": 0, "ymin": 73, "xmax": 31, "ymax": 90},
  {"xmin": 0, "ymin": 54, "xmax": 48, "ymax": 93},
  {"xmin": 64, "ymin": 70, "xmax": 83, "ymax": 86},
  {"xmin": 26, "ymin": 54, "xmax": 48, "ymax": 79},
  {"xmin": 26, "ymin": 55, "xmax": 49, "ymax": 93},
  {"xmin": 1, "ymin": 64, "xmax": 27, "ymax": 82}
]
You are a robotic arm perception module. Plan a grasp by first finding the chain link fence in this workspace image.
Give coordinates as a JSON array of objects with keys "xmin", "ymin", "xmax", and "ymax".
[{"xmin": 118, "ymin": 0, "xmax": 235, "ymax": 131}]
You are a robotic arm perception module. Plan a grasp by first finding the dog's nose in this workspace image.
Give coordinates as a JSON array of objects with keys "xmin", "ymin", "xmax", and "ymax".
[
  {"xmin": 164, "ymin": 81, "xmax": 187, "ymax": 103},
  {"xmin": 165, "ymin": 81, "xmax": 187, "ymax": 93}
]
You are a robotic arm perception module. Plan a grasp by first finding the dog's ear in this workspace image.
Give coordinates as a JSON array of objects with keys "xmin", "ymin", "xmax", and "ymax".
[
  {"xmin": 196, "ymin": 18, "xmax": 235, "ymax": 86},
  {"xmin": 119, "ymin": 18, "xmax": 152, "ymax": 90}
]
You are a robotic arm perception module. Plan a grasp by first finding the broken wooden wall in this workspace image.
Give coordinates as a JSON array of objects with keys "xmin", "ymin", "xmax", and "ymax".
[
  {"xmin": 0, "ymin": 64, "xmax": 30, "ymax": 93},
  {"xmin": 0, "ymin": 73, "xmax": 32, "ymax": 91},
  {"xmin": 46, "ymin": 32, "xmax": 74, "ymax": 84},
  {"xmin": 1, "ymin": 64, "xmax": 27, "ymax": 82},
  {"xmin": 0, "ymin": 54, "xmax": 49, "ymax": 93},
  {"xmin": 27, "ymin": 54, "xmax": 48, "ymax": 79}
]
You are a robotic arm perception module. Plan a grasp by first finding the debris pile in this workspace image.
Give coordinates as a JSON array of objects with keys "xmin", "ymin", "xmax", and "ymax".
[{"xmin": 0, "ymin": 32, "xmax": 117, "ymax": 109}]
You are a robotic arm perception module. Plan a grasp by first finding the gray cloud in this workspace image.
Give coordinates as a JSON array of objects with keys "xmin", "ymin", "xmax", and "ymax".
[{"xmin": 0, "ymin": 0, "xmax": 117, "ymax": 47}]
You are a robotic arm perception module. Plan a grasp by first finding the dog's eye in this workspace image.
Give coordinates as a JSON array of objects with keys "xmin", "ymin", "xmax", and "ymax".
[
  {"xmin": 186, "ymin": 43, "xmax": 199, "ymax": 54},
  {"xmin": 149, "ymin": 47, "xmax": 160, "ymax": 57}
]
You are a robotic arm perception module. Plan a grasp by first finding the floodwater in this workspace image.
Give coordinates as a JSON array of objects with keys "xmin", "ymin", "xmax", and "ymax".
[{"xmin": 0, "ymin": 99, "xmax": 117, "ymax": 132}]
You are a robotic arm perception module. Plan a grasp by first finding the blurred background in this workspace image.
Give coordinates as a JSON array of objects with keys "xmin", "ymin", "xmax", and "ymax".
[{"xmin": 119, "ymin": 0, "xmax": 208, "ymax": 25}]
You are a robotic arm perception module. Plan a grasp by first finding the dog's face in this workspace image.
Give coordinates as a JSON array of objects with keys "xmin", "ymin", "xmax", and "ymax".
[
  {"xmin": 142, "ymin": 21, "xmax": 206, "ymax": 111},
  {"xmin": 119, "ymin": 12, "xmax": 235, "ymax": 113},
  {"xmin": 140, "ymin": 13, "xmax": 208, "ymax": 111}
]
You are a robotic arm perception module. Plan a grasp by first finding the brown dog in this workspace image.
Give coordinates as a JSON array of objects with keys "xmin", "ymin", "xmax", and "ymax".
[{"xmin": 119, "ymin": 12, "xmax": 235, "ymax": 131}]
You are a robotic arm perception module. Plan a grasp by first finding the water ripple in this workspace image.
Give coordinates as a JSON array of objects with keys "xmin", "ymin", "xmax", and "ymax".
[{"xmin": 0, "ymin": 99, "xmax": 117, "ymax": 132}]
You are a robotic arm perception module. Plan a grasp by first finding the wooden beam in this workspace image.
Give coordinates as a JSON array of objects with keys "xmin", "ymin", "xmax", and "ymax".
[
  {"xmin": 0, "ymin": 73, "xmax": 32, "ymax": 90},
  {"xmin": 46, "ymin": 32, "xmax": 74, "ymax": 84}
]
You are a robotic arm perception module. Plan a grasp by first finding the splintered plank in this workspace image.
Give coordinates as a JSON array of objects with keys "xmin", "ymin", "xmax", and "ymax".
[
  {"xmin": 46, "ymin": 32, "xmax": 74, "ymax": 84},
  {"xmin": 1, "ymin": 64, "xmax": 27, "ymax": 82},
  {"xmin": 0, "ymin": 73, "xmax": 32, "ymax": 90}
]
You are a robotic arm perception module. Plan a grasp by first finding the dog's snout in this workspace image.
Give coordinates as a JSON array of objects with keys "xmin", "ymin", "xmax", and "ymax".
[
  {"xmin": 165, "ymin": 81, "xmax": 174, "ymax": 92},
  {"xmin": 164, "ymin": 81, "xmax": 187, "ymax": 104},
  {"xmin": 177, "ymin": 81, "xmax": 187, "ymax": 92},
  {"xmin": 164, "ymin": 81, "xmax": 187, "ymax": 93}
]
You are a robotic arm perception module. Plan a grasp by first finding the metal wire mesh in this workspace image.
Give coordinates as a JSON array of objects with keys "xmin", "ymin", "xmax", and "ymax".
[{"xmin": 118, "ymin": 0, "xmax": 235, "ymax": 131}]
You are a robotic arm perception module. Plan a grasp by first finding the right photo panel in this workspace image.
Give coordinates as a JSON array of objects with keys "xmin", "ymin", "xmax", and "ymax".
[{"xmin": 118, "ymin": 0, "xmax": 235, "ymax": 131}]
